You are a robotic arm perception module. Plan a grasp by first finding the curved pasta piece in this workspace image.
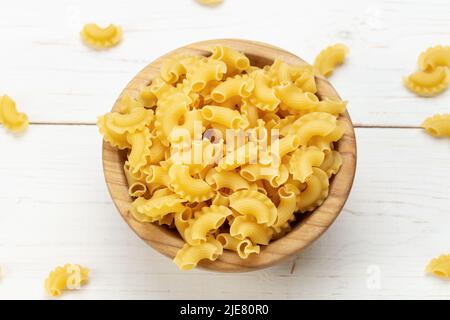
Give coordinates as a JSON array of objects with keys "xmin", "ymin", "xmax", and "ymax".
[
  {"xmin": 168, "ymin": 164, "xmax": 215, "ymax": 202},
  {"xmin": 426, "ymin": 254, "xmax": 450, "ymax": 279},
  {"xmin": 45, "ymin": 264, "xmax": 89, "ymax": 297},
  {"xmin": 229, "ymin": 215, "xmax": 273, "ymax": 245},
  {"xmin": 80, "ymin": 23, "xmax": 122, "ymax": 49},
  {"xmin": 273, "ymin": 134, "xmax": 301, "ymax": 159},
  {"xmin": 210, "ymin": 45, "xmax": 250, "ymax": 76},
  {"xmin": 106, "ymin": 107, "xmax": 154, "ymax": 135},
  {"xmin": 272, "ymin": 184, "xmax": 298, "ymax": 233},
  {"xmin": 229, "ymin": 190, "xmax": 277, "ymax": 226},
  {"xmin": 421, "ymin": 113, "xmax": 450, "ymax": 137},
  {"xmin": 143, "ymin": 165, "xmax": 171, "ymax": 188},
  {"xmin": 196, "ymin": 0, "xmax": 223, "ymax": 6},
  {"xmin": 316, "ymin": 98, "xmax": 348, "ymax": 116},
  {"xmin": 128, "ymin": 182, "xmax": 147, "ymax": 197},
  {"xmin": 320, "ymin": 150, "xmax": 343, "ymax": 177},
  {"xmin": 160, "ymin": 58, "xmax": 187, "ymax": 84},
  {"xmin": 297, "ymin": 168, "xmax": 329, "ymax": 213},
  {"xmin": 404, "ymin": 67, "xmax": 450, "ymax": 97},
  {"xmin": 418, "ymin": 45, "xmax": 450, "ymax": 71},
  {"xmin": 131, "ymin": 193, "xmax": 186, "ymax": 223},
  {"xmin": 210, "ymin": 75, "xmax": 254, "ymax": 103},
  {"xmin": 184, "ymin": 205, "xmax": 232, "ymax": 245},
  {"xmin": 206, "ymin": 169, "xmax": 250, "ymax": 192},
  {"xmin": 294, "ymin": 65, "xmax": 317, "ymax": 93},
  {"xmin": 240, "ymin": 100, "xmax": 260, "ymax": 128},
  {"xmin": 248, "ymin": 71, "xmax": 280, "ymax": 111},
  {"xmin": 127, "ymin": 128, "xmax": 152, "ymax": 174},
  {"xmin": 216, "ymin": 233, "xmax": 260, "ymax": 259},
  {"xmin": 288, "ymin": 112, "xmax": 337, "ymax": 146},
  {"xmin": 289, "ymin": 146, "xmax": 325, "ymax": 183},
  {"xmin": 240, "ymin": 163, "xmax": 289, "ymax": 188},
  {"xmin": 174, "ymin": 238, "xmax": 223, "ymax": 271},
  {"xmin": 276, "ymin": 84, "xmax": 319, "ymax": 113},
  {"xmin": 174, "ymin": 208, "xmax": 194, "ymax": 241},
  {"xmin": 187, "ymin": 59, "xmax": 227, "ymax": 92},
  {"xmin": 201, "ymin": 105, "xmax": 245, "ymax": 129},
  {"xmin": 314, "ymin": 44, "xmax": 349, "ymax": 77},
  {"xmin": 0, "ymin": 95, "xmax": 29, "ymax": 133}
]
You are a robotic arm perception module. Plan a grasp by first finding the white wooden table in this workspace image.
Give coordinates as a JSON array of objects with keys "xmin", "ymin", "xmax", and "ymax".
[{"xmin": 0, "ymin": 0, "xmax": 449, "ymax": 300}]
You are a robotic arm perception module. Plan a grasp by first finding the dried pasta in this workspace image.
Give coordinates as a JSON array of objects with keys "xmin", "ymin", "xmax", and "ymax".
[
  {"xmin": 0, "ymin": 95, "xmax": 29, "ymax": 133},
  {"xmin": 196, "ymin": 0, "xmax": 223, "ymax": 6},
  {"xmin": 418, "ymin": 46, "xmax": 450, "ymax": 71},
  {"xmin": 426, "ymin": 254, "xmax": 450, "ymax": 279},
  {"xmin": 97, "ymin": 45, "xmax": 347, "ymax": 270},
  {"xmin": 45, "ymin": 264, "xmax": 89, "ymax": 297},
  {"xmin": 80, "ymin": 23, "xmax": 122, "ymax": 49},
  {"xmin": 421, "ymin": 114, "xmax": 450, "ymax": 138},
  {"xmin": 404, "ymin": 67, "xmax": 449, "ymax": 97},
  {"xmin": 314, "ymin": 44, "xmax": 349, "ymax": 77}
]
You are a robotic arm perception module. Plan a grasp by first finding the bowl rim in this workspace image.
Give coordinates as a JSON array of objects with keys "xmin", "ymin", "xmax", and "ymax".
[{"xmin": 102, "ymin": 38, "xmax": 357, "ymax": 272}]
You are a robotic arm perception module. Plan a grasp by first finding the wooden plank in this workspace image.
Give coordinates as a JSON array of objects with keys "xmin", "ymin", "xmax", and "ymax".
[
  {"xmin": 0, "ymin": 0, "xmax": 449, "ymax": 125},
  {"xmin": 0, "ymin": 125, "xmax": 449, "ymax": 299}
]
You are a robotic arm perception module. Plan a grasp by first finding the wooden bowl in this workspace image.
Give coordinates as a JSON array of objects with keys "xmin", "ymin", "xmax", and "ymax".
[{"xmin": 102, "ymin": 39, "xmax": 357, "ymax": 272}]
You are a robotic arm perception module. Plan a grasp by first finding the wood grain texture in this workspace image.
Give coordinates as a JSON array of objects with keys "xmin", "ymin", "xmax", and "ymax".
[{"xmin": 102, "ymin": 39, "xmax": 357, "ymax": 272}]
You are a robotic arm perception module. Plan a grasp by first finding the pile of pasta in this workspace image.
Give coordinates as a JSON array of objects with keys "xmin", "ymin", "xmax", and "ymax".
[
  {"xmin": 97, "ymin": 45, "xmax": 347, "ymax": 270},
  {"xmin": 404, "ymin": 45, "xmax": 450, "ymax": 97}
]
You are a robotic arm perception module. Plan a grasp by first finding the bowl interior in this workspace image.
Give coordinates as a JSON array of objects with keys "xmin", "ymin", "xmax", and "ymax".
[{"xmin": 102, "ymin": 39, "xmax": 357, "ymax": 272}]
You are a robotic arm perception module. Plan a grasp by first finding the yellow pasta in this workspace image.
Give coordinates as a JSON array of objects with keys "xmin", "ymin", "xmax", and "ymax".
[
  {"xmin": 174, "ymin": 238, "xmax": 223, "ymax": 271},
  {"xmin": 0, "ymin": 95, "xmax": 29, "ymax": 133},
  {"xmin": 196, "ymin": 0, "xmax": 223, "ymax": 6},
  {"xmin": 80, "ymin": 23, "xmax": 122, "ymax": 49},
  {"xmin": 45, "ymin": 264, "xmax": 89, "ymax": 297},
  {"xmin": 404, "ymin": 67, "xmax": 449, "ymax": 97},
  {"xmin": 426, "ymin": 254, "xmax": 450, "ymax": 279},
  {"xmin": 418, "ymin": 45, "xmax": 450, "ymax": 71},
  {"xmin": 98, "ymin": 46, "xmax": 346, "ymax": 270},
  {"xmin": 421, "ymin": 114, "xmax": 450, "ymax": 137},
  {"xmin": 229, "ymin": 190, "xmax": 277, "ymax": 226},
  {"xmin": 314, "ymin": 44, "xmax": 349, "ymax": 77}
]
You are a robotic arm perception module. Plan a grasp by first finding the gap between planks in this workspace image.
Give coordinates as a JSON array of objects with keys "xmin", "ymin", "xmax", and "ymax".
[{"xmin": 29, "ymin": 122, "xmax": 422, "ymax": 129}]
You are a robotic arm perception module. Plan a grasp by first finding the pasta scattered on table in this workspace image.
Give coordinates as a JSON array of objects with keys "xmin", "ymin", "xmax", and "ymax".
[
  {"xmin": 426, "ymin": 254, "xmax": 450, "ymax": 279},
  {"xmin": 404, "ymin": 45, "xmax": 450, "ymax": 96},
  {"xmin": 421, "ymin": 114, "xmax": 450, "ymax": 138},
  {"xmin": 98, "ymin": 45, "xmax": 347, "ymax": 270},
  {"xmin": 80, "ymin": 23, "xmax": 122, "ymax": 49},
  {"xmin": 313, "ymin": 44, "xmax": 349, "ymax": 77},
  {"xmin": 45, "ymin": 264, "xmax": 89, "ymax": 297},
  {"xmin": 0, "ymin": 95, "xmax": 29, "ymax": 133}
]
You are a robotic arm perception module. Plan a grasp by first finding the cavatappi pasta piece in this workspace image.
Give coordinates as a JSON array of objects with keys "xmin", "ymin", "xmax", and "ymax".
[
  {"xmin": 80, "ymin": 23, "xmax": 122, "ymax": 49},
  {"xmin": 216, "ymin": 233, "xmax": 260, "ymax": 259},
  {"xmin": 211, "ymin": 45, "xmax": 250, "ymax": 76},
  {"xmin": 230, "ymin": 215, "xmax": 273, "ymax": 245},
  {"xmin": 404, "ymin": 67, "xmax": 449, "ymax": 97},
  {"xmin": 289, "ymin": 146, "xmax": 325, "ymax": 183},
  {"xmin": 168, "ymin": 164, "xmax": 215, "ymax": 202},
  {"xmin": 248, "ymin": 70, "xmax": 280, "ymax": 111},
  {"xmin": 426, "ymin": 254, "xmax": 450, "ymax": 279},
  {"xmin": 276, "ymin": 84, "xmax": 319, "ymax": 113},
  {"xmin": 418, "ymin": 46, "xmax": 450, "ymax": 71},
  {"xmin": 297, "ymin": 168, "xmax": 329, "ymax": 213},
  {"xmin": 131, "ymin": 192, "xmax": 186, "ymax": 223},
  {"xmin": 229, "ymin": 190, "xmax": 277, "ymax": 226},
  {"xmin": 288, "ymin": 112, "xmax": 337, "ymax": 146},
  {"xmin": 45, "ymin": 264, "xmax": 89, "ymax": 297},
  {"xmin": 0, "ymin": 95, "xmax": 29, "ymax": 133},
  {"xmin": 320, "ymin": 150, "xmax": 343, "ymax": 177},
  {"xmin": 421, "ymin": 114, "xmax": 450, "ymax": 137},
  {"xmin": 184, "ymin": 205, "xmax": 232, "ymax": 245},
  {"xmin": 174, "ymin": 238, "xmax": 223, "ymax": 271},
  {"xmin": 314, "ymin": 44, "xmax": 349, "ymax": 77}
]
